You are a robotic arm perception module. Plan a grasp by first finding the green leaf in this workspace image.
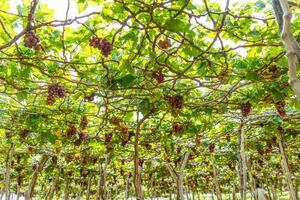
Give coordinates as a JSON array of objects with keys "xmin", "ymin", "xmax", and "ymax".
[
  {"xmin": 78, "ymin": 0, "xmax": 88, "ymax": 14},
  {"xmin": 163, "ymin": 19, "xmax": 189, "ymax": 32},
  {"xmin": 140, "ymin": 99, "xmax": 151, "ymax": 115},
  {"xmin": 112, "ymin": 74, "xmax": 137, "ymax": 88},
  {"xmin": 40, "ymin": 132, "xmax": 57, "ymax": 144},
  {"xmin": 245, "ymin": 71, "xmax": 260, "ymax": 81},
  {"xmin": 17, "ymin": 91, "xmax": 28, "ymax": 102},
  {"xmin": 255, "ymin": 0, "xmax": 265, "ymax": 9},
  {"xmin": 271, "ymin": 89, "xmax": 286, "ymax": 102}
]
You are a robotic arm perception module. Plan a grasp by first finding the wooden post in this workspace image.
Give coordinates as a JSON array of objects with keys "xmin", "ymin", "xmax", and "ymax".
[
  {"xmin": 212, "ymin": 163, "xmax": 222, "ymax": 200},
  {"xmin": 277, "ymin": 127, "xmax": 297, "ymax": 200},
  {"xmin": 4, "ymin": 144, "xmax": 14, "ymax": 200},
  {"xmin": 25, "ymin": 154, "xmax": 48, "ymax": 200}
]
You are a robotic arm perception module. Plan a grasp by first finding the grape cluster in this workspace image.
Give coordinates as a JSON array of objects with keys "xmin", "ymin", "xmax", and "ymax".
[
  {"xmin": 152, "ymin": 71, "xmax": 164, "ymax": 84},
  {"xmin": 120, "ymin": 127, "xmax": 130, "ymax": 146},
  {"xmin": 52, "ymin": 156, "xmax": 58, "ymax": 165},
  {"xmin": 241, "ymin": 102, "xmax": 251, "ymax": 117},
  {"xmin": 79, "ymin": 132, "xmax": 89, "ymax": 140},
  {"xmin": 167, "ymin": 94, "xmax": 184, "ymax": 115},
  {"xmin": 110, "ymin": 117, "xmax": 133, "ymax": 146},
  {"xmin": 277, "ymin": 126, "xmax": 285, "ymax": 137},
  {"xmin": 219, "ymin": 70, "xmax": 228, "ymax": 83},
  {"xmin": 19, "ymin": 129, "xmax": 30, "ymax": 140},
  {"xmin": 46, "ymin": 95, "xmax": 56, "ymax": 105},
  {"xmin": 172, "ymin": 122, "xmax": 184, "ymax": 134},
  {"xmin": 74, "ymin": 132, "xmax": 89, "ymax": 146},
  {"xmin": 144, "ymin": 143, "xmax": 151, "ymax": 149},
  {"xmin": 85, "ymin": 93, "xmax": 95, "ymax": 102},
  {"xmin": 111, "ymin": 117, "xmax": 121, "ymax": 126},
  {"xmin": 138, "ymin": 158, "xmax": 144, "ymax": 167},
  {"xmin": 121, "ymin": 131, "xmax": 134, "ymax": 146},
  {"xmin": 5, "ymin": 132, "xmax": 12, "ymax": 139},
  {"xmin": 89, "ymin": 36, "xmax": 112, "ymax": 57},
  {"xmin": 104, "ymin": 132, "xmax": 113, "ymax": 145},
  {"xmin": 46, "ymin": 84, "xmax": 65, "ymax": 105},
  {"xmin": 195, "ymin": 134, "xmax": 201, "ymax": 145},
  {"xmin": 48, "ymin": 84, "xmax": 65, "ymax": 98},
  {"xmin": 275, "ymin": 101, "xmax": 286, "ymax": 117},
  {"xmin": 226, "ymin": 134, "xmax": 231, "ymax": 142},
  {"xmin": 81, "ymin": 156, "xmax": 88, "ymax": 166},
  {"xmin": 80, "ymin": 115, "xmax": 88, "ymax": 130},
  {"xmin": 227, "ymin": 162, "xmax": 234, "ymax": 170},
  {"xmin": 24, "ymin": 32, "xmax": 40, "ymax": 48},
  {"xmin": 208, "ymin": 143, "xmax": 215, "ymax": 153},
  {"xmin": 66, "ymin": 125, "xmax": 77, "ymax": 138},
  {"xmin": 65, "ymin": 154, "xmax": 74, "ymax": 163},
  {"xmin": 158, "ymin": 39, "xmax": 171, "ymax": 49},
  {"xmin": 92, "ymin": 157, "xmax": 98, "ymax": 164},
  {"xmin": 120, "ymin": 167, "xmax": 124, "ymax": 176}
]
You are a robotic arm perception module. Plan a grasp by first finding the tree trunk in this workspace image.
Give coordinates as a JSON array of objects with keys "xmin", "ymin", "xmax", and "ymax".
[
  {"xmin": 125, "ymin": 173, "xmax": 130, "ymax": 200},
  {"xmin": 64, "ymin": 180, "xmax": 70, "ymax": 200},
  {"xmin": 4, "ymin": 144, "xmax": 14, "ymax": 200},
  {"xmin": 232, "ymin": 186, "xmax": 237, "ymax": 200},
  {"xmin": 271, "ymin": 184, "xmax": 278, "ymax": 200},
  {"xmin": 212, "ymin": 164, "xmax": 222, "ymax": 200},
  {"xmin": 238, "ymin": 119, "xmax": 247, "ymax": 200},
  {"xmin": 46, "ymin": 167, "xmax": 61, "ymax": 200},
  {"xmin": 272, "ymin": 0, "xmax": 300, "ymax": 99},
  {"xmin": 296, "ymin": 183, "xmax": 299, "ymax": 200},
  {"xmin": 134, "ymin": 111, "xmax": 144, "ymax": 200},
  {"xmin": 277, "ymin": 133, "xmax": 297, "ymax": 200},
  {"xmin": 86, "ymin": 177, "xmax": 91, "ymax": 200},
  {"xmin": 25, "ymin": 154, "xmax": 48, "ymax": 200},
  {"xmin": 16, "ymin": 183, "xmax": 21, "ymax": 200},
  {"xmin": 96, "ymin": 152, "xmax": 111, "ymax": 200},
  {"xmin": 249, "ymin": 172, "xmax": 257, "ymax": 200},
  {"xmin": 267, "ymin": 186, "xmax": 272, "ymax": 200},
  {"xmin": 166, "ymin": 152, "xmax": 190, "ymax": 200}
]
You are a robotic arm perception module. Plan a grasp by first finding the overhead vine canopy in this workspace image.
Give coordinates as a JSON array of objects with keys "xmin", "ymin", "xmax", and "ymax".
[{"xmin": 0, "ymin": 0, "xmax": 299, "ymax": 199}]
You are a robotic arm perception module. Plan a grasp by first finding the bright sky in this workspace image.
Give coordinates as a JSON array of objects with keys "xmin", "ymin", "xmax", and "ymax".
[
  {"xmin": 8, "ymin": 0, "xmax": 257, "ymax": 57},
  {"xmin": 8, "ymin": 0, "xmax": 255, "ymax": 21}
]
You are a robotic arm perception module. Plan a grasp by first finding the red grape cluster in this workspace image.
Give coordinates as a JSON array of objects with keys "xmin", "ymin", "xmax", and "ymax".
[
  {"xmin": 121, "ymin": 131, "xmax": 134, "ymax": 146},
  {"xmin": 74, "ymin": 132, "xmax": 89, "ymax": 146},
  {"xmin": 80, "ymin": 115, "xmax": 88, "ymax": 130},
  {"xmin": 81, "ymin": 156, "xmax": 88, "ymax": 166},
  {"xmin": 79, "ymin": 132, "xmax": 89, "ymax": 140},
  {"xmin": 226, "ymin": 134, "xmax": 231, "ymax": 142},
  {"xmin": 158, "ymin": 39, "xmax": 171, "ymax": 49},
  {"xmin": 241, "ymin": 102, "xmax": 251, "ymax": 117},
  {"xmin": 52, "ymin": 156, "xmax": 58, "ymax": 165},
  {"xmin": 120, "ymin": 167, "xmax": 124, "ymax": 176},
  {"xmin": 172, "ymin": 122, "xmax": 184, "ymax": 134},
  {"xmin": 104, "ymin": 132, "xmax": 113, "ymax": 145},
  {"xmin": 138, "ymin": 158, "xmax": 144, "ymax": 167},
  {"xmin": 5, "ymin": 132, "xmax": 12, "ymax": 139},
  {"xmin": 85, "ymin": 93, "xmax": 95, "ymax": 102},
  {"xmin": 277, "ymin": 126, "xmax": 285, "ymax": 137},
  {"xmin": 66, "ymin": 125, "xmax": 77, "ymax": 138},
  {"xmin": 168, "ymin": 94, "xmax": 184, "ymax": 115},
  {"xmin": 152, "ymin": 71, "xmax": 164, "ymax": 84},
  {"xmin": 208, "ymin": 143, "xmax": 215, "ymax": 153},
  {"xmin": 89, "ymin": 36, "xmax": 112, "ymax": 57},
  {"xmin": 19, "ymin": 129, "xmax": 30, "ymax": 141},
  {"xmin": 111, "ymin": 117, "xmax": 121, "ymax": 126},
  {"xmin": 110, "ymin": 117, "xmax": 133, "ymax": 146},
  {"xmin": 275, "ymin": 101, "xmax": 286, "ymax": 117},
  {"xmin": 195, "ymin": 134, "xmax": 201, "ymax": 145},
  {"xmin": 65, "ymin": 154, "xmax": 74, "ymax": 163},
  {"xmin": 46, "ymin": 84, "xmax": 65, "ymax": 105},
  {"xmin": 24, "ymin": 32, "xmax": 40, "ymax": 48}
]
